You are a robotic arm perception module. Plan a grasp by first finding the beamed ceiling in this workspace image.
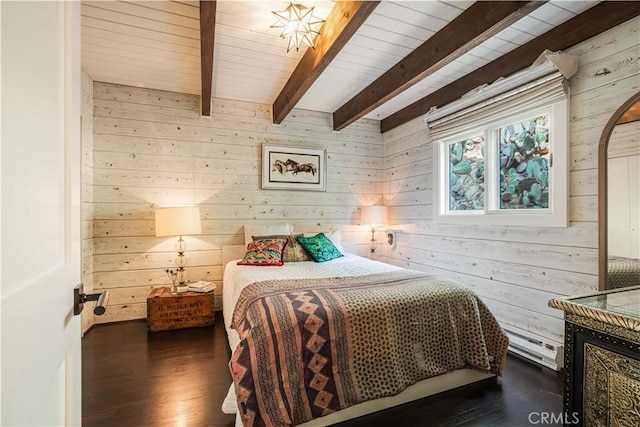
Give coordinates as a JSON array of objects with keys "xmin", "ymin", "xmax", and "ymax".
[{"xmin": 81, "ymin": 0, "xmax": 640, "ymax": 132}]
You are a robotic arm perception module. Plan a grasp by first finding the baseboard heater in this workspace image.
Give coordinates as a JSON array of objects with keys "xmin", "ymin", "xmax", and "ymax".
[{"xmin": 504, "ymin": 327, "xmax": 563, "ymax": 371}]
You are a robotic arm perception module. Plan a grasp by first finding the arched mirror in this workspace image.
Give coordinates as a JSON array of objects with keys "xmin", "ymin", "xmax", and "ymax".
[{"xmin": 598, "ymin": 91, "xmax": 640, "ymax": 290}]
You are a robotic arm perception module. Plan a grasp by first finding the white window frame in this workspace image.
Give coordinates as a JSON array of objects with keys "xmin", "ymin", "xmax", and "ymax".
[{"xmin": 433, "ymin": 97, "xmax": 568, "ymax": 227}]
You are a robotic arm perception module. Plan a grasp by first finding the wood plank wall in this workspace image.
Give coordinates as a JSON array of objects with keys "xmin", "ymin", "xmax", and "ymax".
[
  {"xmin": 379, "ymin": 19, "xmax": 640, "ymax": 346},
  {"xmin": 608, "ymin": 121, "xmax": 640, "ymax": 258},
  {"xmin": 608, "ymin": 121, "xmax": 640, "ymax": 159},
  {"xmin": 81, "ymin": 70, "xmax": 95, "ymax": 334},
  {"xmin": 90, "ymin": 86, "xmax": 381, "ymax": 323}
]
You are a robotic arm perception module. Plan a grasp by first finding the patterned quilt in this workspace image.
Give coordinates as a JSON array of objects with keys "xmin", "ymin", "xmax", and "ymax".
[
  {"xmin": 608, "ymin": 258, "xmax": 640, "ymax": 289},
  {"xmin": 229, "ymin": 270, "xmax": 509, "ymax": 427}
]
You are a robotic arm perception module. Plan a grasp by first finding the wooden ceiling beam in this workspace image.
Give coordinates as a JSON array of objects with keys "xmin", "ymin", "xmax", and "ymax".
[
  {"xmin": 200, "ymin": 0, "xmax": 216, "ymax": 116},
  {"xmin": 381, "ymin": 1, "xmax": 640, "ymax": 133},
  {"xmin": 332, "ymin": 1, "xmax": 545, "ymax": 132},
  {"xmin": 272, "ymin": 1, "xmax": 380, "ymax": 125}
]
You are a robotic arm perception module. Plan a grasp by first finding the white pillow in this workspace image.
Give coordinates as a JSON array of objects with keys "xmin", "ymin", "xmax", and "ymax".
[
  {"xmin": 304, "ymin": 229, "xmax": 345, "ymax": 254},
  {"xmin": 244, "ymin": 223, "xmax": 294, "ymax": 247}
]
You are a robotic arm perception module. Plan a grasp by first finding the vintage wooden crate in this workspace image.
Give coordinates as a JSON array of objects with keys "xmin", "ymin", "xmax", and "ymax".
[{"xmin": 147, "ymin": 287, "xmax": 215, "ymax": 332}]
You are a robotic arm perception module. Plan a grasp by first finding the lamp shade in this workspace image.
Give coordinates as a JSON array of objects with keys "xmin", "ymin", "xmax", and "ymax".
[
  {"xmin": 361, "ymin": 205, "xmax": 388, "ymax": 226},
  {"xmin": 155, "ymin": 206, "xmax": 202, "ymax": 237}
]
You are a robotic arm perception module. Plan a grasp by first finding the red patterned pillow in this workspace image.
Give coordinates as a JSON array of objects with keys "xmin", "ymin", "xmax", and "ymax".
[
  {"xmin": 252, "ymin": 234, "xmax": 311, "ymax": 262},
  {"xmin": 237, "ymin": 238, "xmax": 288, "ymax": 266}
]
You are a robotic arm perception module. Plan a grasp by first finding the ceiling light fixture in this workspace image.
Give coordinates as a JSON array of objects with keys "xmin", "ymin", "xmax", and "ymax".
[{"xmin": 271, "ymin": 3, "xmax": 325, "ymax": 53}]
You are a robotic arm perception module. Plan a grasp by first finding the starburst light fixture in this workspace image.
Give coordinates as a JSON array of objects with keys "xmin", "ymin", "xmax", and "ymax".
[{"xmin": 271, "ymin": 2, "xmax": 325, "ymax": 53}]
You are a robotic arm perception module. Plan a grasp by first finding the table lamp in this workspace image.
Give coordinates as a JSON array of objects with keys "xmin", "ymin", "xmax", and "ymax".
[
  {"xmin": 362, "ymin": 205, "xmax": 388, "ymax": 253},
  {"xmin": 155, "ymin": 206, "xmax": 202, "ymax": 289}
]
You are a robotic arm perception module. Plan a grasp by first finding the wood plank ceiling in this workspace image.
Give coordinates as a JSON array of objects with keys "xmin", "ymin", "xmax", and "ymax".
[{"xmin": 81, "ymin": 1, "xmax": 639, "ymax": 132}]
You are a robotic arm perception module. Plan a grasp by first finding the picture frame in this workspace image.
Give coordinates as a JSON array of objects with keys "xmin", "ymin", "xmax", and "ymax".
[{"xmin": 262, "ymin": 144, "xmax": 327, "ymax": 191}]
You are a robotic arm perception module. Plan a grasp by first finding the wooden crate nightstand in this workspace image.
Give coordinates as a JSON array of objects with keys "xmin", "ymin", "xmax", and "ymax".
[{"xmin": 146, "ymin": 287, "xmax": 215, "ymax": 332}]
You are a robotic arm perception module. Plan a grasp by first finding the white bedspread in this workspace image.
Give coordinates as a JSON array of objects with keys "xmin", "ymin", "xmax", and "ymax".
[{"xmin": 223, "ymin": 254, "xmax": 402, "ymax": 332}]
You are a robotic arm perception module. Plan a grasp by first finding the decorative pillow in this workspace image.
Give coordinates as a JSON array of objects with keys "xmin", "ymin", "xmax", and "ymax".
[
  {"xmin": 237, "ymin": 238, "xmax": 288, "ymax": 266},
  {"xmin": 304, "ymin": 229, "xmax": 345, "ymax": 254},
  {"xmin": 253, "ymin": 234, "xmax": 311, "ymax": 262},
  {"xmin": 243, "ymin": 223, "xmax": 293, "ymax": 246},
  {"xmin": 297, "ymin": 233, "xmax": 343, "ymax": 263}
]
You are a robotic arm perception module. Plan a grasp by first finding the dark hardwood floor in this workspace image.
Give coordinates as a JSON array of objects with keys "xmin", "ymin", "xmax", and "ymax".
[{"xmin": 83, "ymin": 315, "xmax": 563, "ymax": 427}]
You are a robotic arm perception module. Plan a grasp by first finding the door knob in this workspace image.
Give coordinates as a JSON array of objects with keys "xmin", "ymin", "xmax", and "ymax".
[{"xmin": 73, "ymin": 283, "xmax": 109, "ymax": 316}]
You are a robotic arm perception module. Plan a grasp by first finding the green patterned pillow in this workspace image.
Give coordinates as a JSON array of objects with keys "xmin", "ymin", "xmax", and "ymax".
[
  {"xmin": 237, "ymin": 238, "xmax": 288, "ymax": 266},
  {"xmin": 297, "ymin": 233, "xmax": 343, "ymax": 263},
  {"xmin": 253, "ymin": 234, "xmax": 311, "ymax": 262}
]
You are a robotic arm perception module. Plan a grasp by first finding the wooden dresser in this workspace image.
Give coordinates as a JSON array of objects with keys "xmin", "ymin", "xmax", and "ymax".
[{"xmin": 549, "ymin": 286, "xmax": 640, "ymax": 427}]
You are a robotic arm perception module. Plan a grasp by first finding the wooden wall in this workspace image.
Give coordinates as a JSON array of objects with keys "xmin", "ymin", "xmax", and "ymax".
[
  {"xmin": 608, "ymin": 121, "xmax": 640, "ymax": 258},
  {"xmin": 608, "ymin": 120, "xmax": 640, "ymax": 159},
  {"xmin": 379, "ymin": 18, "xmax": 640, "ymax": 346},
  {"xmin": 81, "ymin": 70, "xmax": 95, "ymax": 333},
  {"xmin": 90, "ymin": 84, "xmax": 381, "ymax": 323}
]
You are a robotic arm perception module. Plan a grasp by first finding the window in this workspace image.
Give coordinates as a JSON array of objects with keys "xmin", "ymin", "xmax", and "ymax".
[
  {"xmin": 446, "ymin": 132, "xmax": 485, "ymax": 212},
  {"xmin": 433, "ymin": 93, "xmax": 569, "ymax": 227},
  {"xmin": 495, "ymin": 112, "xmax": 550, "ymax": 210}
]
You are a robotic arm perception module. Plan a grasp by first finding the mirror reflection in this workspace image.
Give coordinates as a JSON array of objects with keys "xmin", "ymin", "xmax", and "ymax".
[{"xmin": 606, "ymin": 101, "xmax": 640, "ymax": 289}]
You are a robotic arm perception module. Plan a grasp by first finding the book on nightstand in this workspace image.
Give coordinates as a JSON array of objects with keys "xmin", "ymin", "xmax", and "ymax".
[{"xmin": 187, "ymin": 281, "xmax": 216, "ymax": 293}]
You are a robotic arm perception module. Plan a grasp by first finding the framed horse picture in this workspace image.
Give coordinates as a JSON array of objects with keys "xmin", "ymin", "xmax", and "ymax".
[{"xmin": 261, "ymin": 144, "xmax": 327, "ymax": 191}]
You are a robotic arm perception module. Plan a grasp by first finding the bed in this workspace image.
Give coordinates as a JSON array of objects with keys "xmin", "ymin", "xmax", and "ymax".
[
  {"xmin": 222, "ymin": 244, "xmax": 508, "ymax": 427},
  {"xmin": 608, "ymin": 256, "xmax": 640, "ymax": 289}
]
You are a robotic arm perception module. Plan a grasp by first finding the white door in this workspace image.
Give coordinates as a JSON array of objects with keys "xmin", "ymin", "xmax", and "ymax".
[{"xmin": 1, "ymin": 1, "xmax": 82, "ymax": 425}]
